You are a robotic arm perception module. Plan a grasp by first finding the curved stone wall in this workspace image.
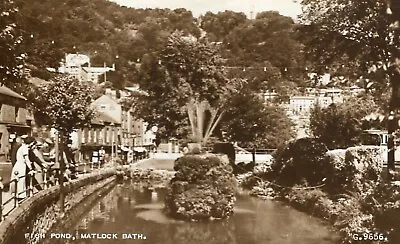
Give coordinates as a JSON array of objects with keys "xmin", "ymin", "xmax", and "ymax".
[{"xmin": 0, "ymin": 168, "xmax": 117, "ymax": 244}]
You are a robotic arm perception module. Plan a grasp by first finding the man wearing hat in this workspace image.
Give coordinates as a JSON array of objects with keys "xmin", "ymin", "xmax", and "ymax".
[
  {"xmin": 28, "ymin": 139, "xmax": 52, "ymax": 192},
  {"xmin": 41, "ymin": 138, "xmax": 57, "ymax": 186},
  {"xmin": 42, "ymin": 138, "xmax": 56, "ymax": 161}
]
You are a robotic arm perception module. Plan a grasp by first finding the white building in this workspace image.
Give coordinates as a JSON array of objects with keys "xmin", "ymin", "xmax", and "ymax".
[
  {"xmin": 262, "ymin": 90, "xmax": 278, "ymax": 102},
  {"xmin": 289, "ymin": 95, "xmax": 334, "ymax": 116},
  {"xmin": 58, "ymin": 53, "xmax": 115, "ymax": 83}
]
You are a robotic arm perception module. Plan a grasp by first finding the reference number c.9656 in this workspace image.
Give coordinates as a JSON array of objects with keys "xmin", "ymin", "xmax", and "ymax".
[{"xmin": 352, "ymin": 233, "xmax": 388, "ymax": 242}]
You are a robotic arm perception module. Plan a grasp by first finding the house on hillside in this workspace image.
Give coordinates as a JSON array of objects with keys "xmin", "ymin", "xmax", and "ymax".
[{"xmin": 58, "ymin": 53, "xmax": 115, "ymax": 83}]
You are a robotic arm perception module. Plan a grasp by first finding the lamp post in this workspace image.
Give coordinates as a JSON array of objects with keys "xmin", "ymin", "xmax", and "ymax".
[
  {"xmin": 111, "ymin": 123, "xmax": 114, "ymax": 165},
  {"xmin": 132, "ymin": 134, "xmax": 136, "ymax": 162},
  {"xmin": 151, "ymin": 126, "xmax": 158, "ymax": 157},
  {"xmin": 251, "ymin": 123, "xmax": 259, "ymax": 164},
  {"xmin": 132, "ymin": 134, "xmax": 136, "ymax": 151}
]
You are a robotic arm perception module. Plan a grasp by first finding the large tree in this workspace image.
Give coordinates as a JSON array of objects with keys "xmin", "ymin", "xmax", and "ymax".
[
  {"xmin": 0, "ymin": 0, "xmax": 26, "ymax": 91},
  {"xmin": 221, "ymin": 89, "xmax": 295, "ymax": 149},
  {"xmin": 299, "ymin": 0, "xmax": 400, "ymax": 175},
  {"xmin": 310, "ymin": 94, "xmax": 381, "ymax": 149},
  {"xmin": 200, "ymin": 10, "xmax": 247, "ymax": 42},
  {"xmin": 31, "ymin": 74, "xmax": 95, "ymax": 213},
  {"xmin": 224, "ymin": 11, "xmax": 305, "ymax": 80},
  {"xmin": 135, "ymin": 31, "xmax": 239, "ymax": 145}
]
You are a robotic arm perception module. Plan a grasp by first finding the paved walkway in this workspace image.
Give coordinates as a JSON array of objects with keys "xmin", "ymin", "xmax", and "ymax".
[{"xmin": 132, "ymin": 158, "xmax": 175, "ymax": 170}]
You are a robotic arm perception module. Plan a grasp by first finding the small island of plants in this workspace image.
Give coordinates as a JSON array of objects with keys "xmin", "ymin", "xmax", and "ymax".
[{"xmin": 164, "ymin": 154, "xmax": 236, "ymax": 221}]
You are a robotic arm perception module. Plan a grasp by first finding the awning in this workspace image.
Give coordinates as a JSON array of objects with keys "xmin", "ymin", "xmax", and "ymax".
[
  {"xmin": 119, "ymin": 145, "xmax": 132, "ymax": 152},
  {"xmin": 133, "ymin": 147, "xmax": 147, "ymax": 152}
]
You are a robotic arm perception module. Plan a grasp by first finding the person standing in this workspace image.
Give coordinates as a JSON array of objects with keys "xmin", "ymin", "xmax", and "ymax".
[
  {"xmin": 99, "ymin": 147, "xmax": 105, "ymax": 166},
  {"xmin": 27, "ymin": 140, "xmax": 50, "ymax": 192},
  {"xmin": 41, "ymin": 138, "xmax": 57, "ymax": 185},
  {"xmin": 63, "ymin": 144, "xmax": 78, "ymax": 180},
  {"xmin": 10, "ymin": 136, "xmax": 22, "ymax": 167},
  {"xmin": 10, "ymin": 136, "xmax": 34, "ymax": 200}
]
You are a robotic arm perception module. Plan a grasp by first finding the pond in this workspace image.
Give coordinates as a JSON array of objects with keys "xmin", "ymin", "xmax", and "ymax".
[{"xmin": 41, "ymin": 181, "xmax": 340, "ymax": 244}]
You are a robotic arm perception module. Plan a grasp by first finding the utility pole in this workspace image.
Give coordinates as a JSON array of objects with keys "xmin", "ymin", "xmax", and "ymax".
[{"xmin": 111, "ymin": 123, "xmax": 114, "ymax": 165}]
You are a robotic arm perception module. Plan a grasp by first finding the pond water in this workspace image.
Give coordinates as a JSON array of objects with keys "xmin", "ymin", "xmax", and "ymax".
[{"xmin": 42, "ymin": 182, "xmax": 340, "ymax": 244}]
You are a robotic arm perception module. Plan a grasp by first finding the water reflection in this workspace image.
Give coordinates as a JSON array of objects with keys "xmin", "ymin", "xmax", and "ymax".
[{"xmin": 41, "ymin": 181, "xmax": 340, "ymax": 244}]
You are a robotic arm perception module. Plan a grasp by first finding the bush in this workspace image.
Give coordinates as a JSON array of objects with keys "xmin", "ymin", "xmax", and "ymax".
[
  {"xmin": 164, "ymin": 154, "xmax": 236, "ymax": 220},
  {"xmin": 272, "ymin": 138, "xmax": 329, "ymax": 186},
  {"xmin": 284, "ymin": 188, "xmax": 332, "ymax": 217},
  {"xmin": 324, "ymin": 146, "xmax": 384, "ymax": 194},
  {"xmin": 364, "ymin": 183, "xmax": 400, "ymax": 242}
]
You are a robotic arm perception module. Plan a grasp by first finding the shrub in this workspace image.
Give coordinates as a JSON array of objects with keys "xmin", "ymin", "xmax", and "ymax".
[
  {"xmin": 364, "ymin": 183, "xmax": 400, "ymax": 242},
  {"xmin": 239, "ymin": 174, "xmax": 261, "ymax": 189},
  {"xmin": 272, "ymin": 138, "xmax": 329, "ymax": 186},
  {"xmin": 324, "ymin": 146, "xmax": 384, "ymax": 194},
  {"xmin": 233, "ymin": 161, "xmax": 255, "ymax": 175},
  {"xmin": 324, "ymin": 149, "xmax": 350, "ymax": 193},
  {"xmin": 165, "ymin": 154, "xmax": 236, "ymax": 220}
]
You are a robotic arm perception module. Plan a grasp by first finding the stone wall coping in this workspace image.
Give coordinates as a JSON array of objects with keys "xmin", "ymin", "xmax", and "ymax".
[{"xmin": 0, "ymin": 168, "xmax": 116, "ymax": 243}]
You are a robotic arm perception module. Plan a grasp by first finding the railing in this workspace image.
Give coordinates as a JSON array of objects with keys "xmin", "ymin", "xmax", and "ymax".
[
  {"xmin": 236, "ymin": 148, "xmax": 277, "ymax": 155},
  {"xmin": 0, "ymin": 152, "xmax": 150, "ymax": 223}
]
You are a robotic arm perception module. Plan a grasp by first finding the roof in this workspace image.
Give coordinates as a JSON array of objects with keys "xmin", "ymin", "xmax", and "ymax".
[
  {"xmin": 92, "ymin": 94, "xmax": 119, "ymax": 105},
  {"xmin": 92, "ymin": 110, "xmax": 120, "ymax": 125},
  {"xmin": 290, "ymin": 96, "xmax": 317, "ymax": 100},
  {"xmin": 28, "ymin": 77, "xmax": 48, "ymax": 86},
  {"xmin": 0, "ymin": 86, "xmax": 27, "ymax": 100},
  {"xmin": 82, "ymin": 67, "xmax": 114, "ymax": 73}
]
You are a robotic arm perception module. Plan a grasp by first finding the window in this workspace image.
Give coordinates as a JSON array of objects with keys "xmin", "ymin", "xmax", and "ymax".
[
  {"xmin": 82, "ymin": 129, "xmax": 86, "ymax": 144},
  {"xmin": 104, "ymin": 128, "xmax": 108, "ymax": 143},
  {"xmin": 15, "ymin": 106, "xmax": 19, "ymax": 122}
]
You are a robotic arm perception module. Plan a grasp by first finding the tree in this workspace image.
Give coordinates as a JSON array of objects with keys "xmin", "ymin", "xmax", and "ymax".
[
  {"xmin": 217, "ymin": 11, "xmax": 306, "ymax": 97},
  {"xmin": 225, "ymin": 11, "xmax": 304, "ymax": 72},
  {"xmin": 309, "ymin": 94, "xmax": 381, "ymax": 149},
  {"xmin": 221, "ymin": 89, "xmax": 295, "ymax": 149},
  {"xmin": 0, "ymin": 0, "xmax": 26, "ymax": 90},
  {"xmin": 299, "ymin": 0, "xmax": 400, "ymax": 176},
  {"xmin": 135, "ymin": 31, "xmax": 238, "ymax": 145},
  {"xmin": 31, "ymin": 74, "xmax": 95, "ymax": 213},
  {"xmin": 200, "ymin": 11, "xmax": 247, "ymax": 42}
]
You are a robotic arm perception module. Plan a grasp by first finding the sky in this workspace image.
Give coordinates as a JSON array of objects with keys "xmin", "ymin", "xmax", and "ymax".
[{"xmin": 110, "ymin": 0, "xmax": 302, "ymax": 19}]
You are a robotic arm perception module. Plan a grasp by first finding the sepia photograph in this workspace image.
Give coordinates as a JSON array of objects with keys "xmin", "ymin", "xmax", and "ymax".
[{"xmin": 0, "ymin": 0, "xmax": 399, "ymax": 243}]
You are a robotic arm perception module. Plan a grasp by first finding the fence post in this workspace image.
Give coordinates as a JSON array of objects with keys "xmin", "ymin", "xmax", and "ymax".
[
  {"xmin": 55, "ymin": 169, "xmax": 59, "ymax": 185},
  {"xmin": 252, "ymin": 148, "xmax": 256, "ymax": 164},
  {"xmin": 28, "ymin": 170, "xmax": 34, "ymax": 197},
  {"xmin": 14, "ymin": 171, "xmax": 19, "ymax": 208},
  {"xmin": 43, "ymin": 168, "xmax": 48, "ymax": 189},
  {"xmin": 0, "ymin": 176, "xmax": 3, "ymax": 221}
]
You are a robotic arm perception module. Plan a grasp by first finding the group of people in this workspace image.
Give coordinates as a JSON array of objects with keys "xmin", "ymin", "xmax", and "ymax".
[{"xmin": 10, "ymin": 135, "xmax": 77, "ymax": 200}]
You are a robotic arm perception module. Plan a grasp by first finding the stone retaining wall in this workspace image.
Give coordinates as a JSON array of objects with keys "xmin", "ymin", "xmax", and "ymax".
[
  {"xmin": 0, "ymin": 169, "xmax": 116, "ymax": 244},
  {"xmin": 125, "ymin": 167, "xmax": 175, "ymax": 189}
]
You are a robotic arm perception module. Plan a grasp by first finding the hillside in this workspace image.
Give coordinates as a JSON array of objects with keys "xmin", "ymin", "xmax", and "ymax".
[
  {"xmin": 13, "ymin": 0, "xmax": 307, "ymax": 93},
  {"xmin": 15, "ymin": 0, "xmax": 201, "ymax": 88}
]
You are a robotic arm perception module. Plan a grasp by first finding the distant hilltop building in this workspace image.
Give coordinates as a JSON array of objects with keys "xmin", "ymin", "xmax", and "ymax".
[
  {"xmin": 307, "ymin": 73, "xmax": 331, "ymax": 86},
  {"xmin": 58, "ymin": 53, "xmax": 115, "ymax": 83}
]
